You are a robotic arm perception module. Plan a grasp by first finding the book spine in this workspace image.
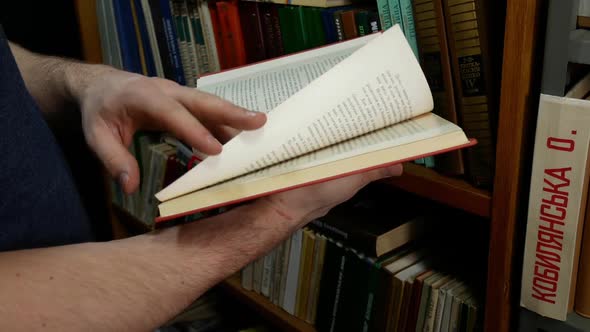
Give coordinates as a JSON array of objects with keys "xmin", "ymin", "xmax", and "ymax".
[
  {"xmin": 271, "ymin": 241, "xmax": 285, "ymax": 305},
  {"xmin": 180, "ymin": 0, "xmax": 201, "ymax": 83},
  {"xmin": 399, "ymin": 0, "xmax": 418, "ymax": 58},
  {"xmin": 442, "ymin": 0, "xmax": 497, "ymax": 187},
  {"xmin": 207, "ymin": 0, "xmax": 228, "ymax": 70},
  {"xmin": 159, "ymin": 0, "xmax": 186, "ymax": 85},
  {"xmin": 520, "ymin": 94, "xmax": 590, "ymax": 320},
  {"xmin": 340, "ymin": 10, "xmax": 358, "ymax": 40},
  {"xmin": 575, "ymin": 191, "xmax": 590, "ymax": 317},
  {"xmin": 241, "ymin": 262, "xmax": 254, "ymax": 290},
  {"xmin": 388, "ymin": 0, "xmax": 403, "ymax": 29},
  {"xmin": 197, "ymin": 0, "xmax": 221, "ymax": 73},
  {"xmin": 413, "ymin": 0, "xmax": 463, "ymax": 175},
  {"xmin": 333, "ymin": 10, "xmax": 345, "ymax": 41},
  {"xmin": 141, "ymin": 0, "xmax": 166, "ymax": 77},
  {"xmin": 309, "ymin": 219, "xmax": 378, "ymax": 257},
  {"xmin": 376, "ymin": 0, "xmax": 393, "ymax": 30},
  {"xmin": 171, "ymin": 0, "xmax": 195, "ymax": 85},
  {"xmin": 282, "ymin": 228, "xmax": 303, "ymax": 315},
  {"xmin": 112, "ymin": 0, "xmax": 143, "ymax": 74},
  {"xmin": 129, "ymin": 0, "xmax": 149, "ymax": 76},
  {"xmin": 238, "ymin": 1, "xmax": 267, "ymax": 63},
  {"xmin": 186, "ymin": 0, "xmax": 207, "ymax": 74}
]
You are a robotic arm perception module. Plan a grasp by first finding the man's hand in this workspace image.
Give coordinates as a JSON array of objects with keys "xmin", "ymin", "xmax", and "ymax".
[
  {"xmin": 9, "ymin": 43, "xmax": 266, "ymax": 194},
  {"xmin": 77, "ymin": 68, "xmax": 266, "ymax": 194},
  {"xmin": 259, "ymin": 164, "xmax": 403, "ymax": 230}
]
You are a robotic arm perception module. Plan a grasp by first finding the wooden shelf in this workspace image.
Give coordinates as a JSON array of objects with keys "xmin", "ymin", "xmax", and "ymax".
[
  {"xmin": 384, "ymin": 163, "xmax": 492, "ymax": 218},
  {"xmin": 219, "ymin": 275, "xmax": 316, "ymax": 332}
]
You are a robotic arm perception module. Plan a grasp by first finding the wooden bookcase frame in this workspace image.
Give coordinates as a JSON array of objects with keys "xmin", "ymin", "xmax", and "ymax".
[{"xmin": 73, "ymin": 0, "xmax": 545, "ymax": 330}]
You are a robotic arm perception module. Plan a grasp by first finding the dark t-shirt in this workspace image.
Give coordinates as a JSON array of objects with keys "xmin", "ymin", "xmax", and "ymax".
[{"xmin": 0, "ymin": 25, "xmax": 94, "ymax": 250}]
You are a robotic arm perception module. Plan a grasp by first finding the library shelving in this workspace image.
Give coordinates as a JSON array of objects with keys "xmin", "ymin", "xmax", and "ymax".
[{"xmin": 72, "ymin": 0, "xmax": 547, "ymax": 331}]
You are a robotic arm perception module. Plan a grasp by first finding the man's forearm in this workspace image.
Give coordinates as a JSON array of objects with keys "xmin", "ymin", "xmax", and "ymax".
[
  {"xmin": 0, "ymin": 200, "xmax": 297, "ymax": 331},
  {"xmin": 9, "ymin": 42, "xmax": 112, "ymax": 114}
]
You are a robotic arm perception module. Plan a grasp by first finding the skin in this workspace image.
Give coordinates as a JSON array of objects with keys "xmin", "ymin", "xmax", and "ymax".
[{"xmin": 1, "ymin": 42, "xmax": 403, "ymax": 331}]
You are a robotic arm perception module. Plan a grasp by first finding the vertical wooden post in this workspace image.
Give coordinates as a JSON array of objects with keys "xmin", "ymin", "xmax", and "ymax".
[
  {"xmin": 485, "ymin": 0, "xmax": 544, "ymax": 331},
  {"xmin": 73, "ymin": 0, "xmax": 103, "ymax": 64}
]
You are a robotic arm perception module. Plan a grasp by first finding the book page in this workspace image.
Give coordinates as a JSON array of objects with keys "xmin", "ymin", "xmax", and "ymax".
[
  {"xmin": 198, "ymin": 50, "xmax": 361, "ymax": 113},
  {"xmin": 157, "ymin": 25, "xmax": 433, "ymax": 201},
  {"xmin": 206, "ymin": 113, "xmax": 459, "ymax": 186},
  {"xmin": 157, "ymin": 113, "xmax": 470, "ymax": 217}
]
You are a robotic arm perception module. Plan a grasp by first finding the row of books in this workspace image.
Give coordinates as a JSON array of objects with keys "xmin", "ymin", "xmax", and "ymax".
[
  {"xmin": 156, "ymin": 290, "xmax": 272, "ymax": 331},
  {"xmin": 95, "ymin": 0, "xmax": 501, "ymax": 186},
  {"xmin": 238, "ymin": 188, "xmax": 485, "ymax": 331},
  {"xmin": 110, "ymin": 132, "xmax": 206, "ymax": 226},
  {"xmin": 96, "ymin": 0, "xmax": 382, "ymax": 84}
]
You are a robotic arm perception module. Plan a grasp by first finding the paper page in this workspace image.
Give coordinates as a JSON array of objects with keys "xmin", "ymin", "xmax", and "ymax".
[
  {"xmin": 198, "ymin": 50, "xmax": 360, "ymax": 113},
  {"xmin": 157, "ymin": 114, "xmax": 470, "ymax": 218},
  {"xmin": 197, "ymin": 33, "xmax": 379, "ymax": 89},
  {"xmin": 157, "ymin": 25, "xmax": 433, "ymax": 201},
  {"xmin": 191, "ymin": 113, "xmax": 459, "ymax": 190}
]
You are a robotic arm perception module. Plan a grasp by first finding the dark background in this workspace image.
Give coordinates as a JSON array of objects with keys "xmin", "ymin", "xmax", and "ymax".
[{"xmin": 0, "ymin": 1, "xmax": 113, "ymax": 241}]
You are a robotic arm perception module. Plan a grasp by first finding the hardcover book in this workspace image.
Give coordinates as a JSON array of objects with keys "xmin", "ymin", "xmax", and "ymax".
[
  {"xmin": 154, "ymin": 26, "xmax": 475, "ymax": 223},
  {"xmin": 520, "ymin": 74, "xmax": 590, "ymax": 321}
]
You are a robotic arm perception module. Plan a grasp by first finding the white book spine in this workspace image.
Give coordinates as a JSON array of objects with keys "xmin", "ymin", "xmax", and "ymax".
[
  {"xmin": 282, "ymin": 229, "xmax": 303, "ymax": 315},
  {"xmin": 520, "ymin": 94, "xmax": 590, "ymax": 320}
]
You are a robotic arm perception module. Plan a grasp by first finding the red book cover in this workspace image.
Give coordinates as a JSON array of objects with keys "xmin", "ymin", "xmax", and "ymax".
[
  {"xmin": 154, "ymin": 139, "xmax": 477, "ymax": 224},
  {"xmin": 225, "ymin": 0, "xmax": 247, "ymax": 66},
  {"xmin": 238, "ymin": 1, "xmax": 267, "ymax": 63},
  {"xmin": 207, "ymin": 1, "xmax": 228, "ymax": 69}
]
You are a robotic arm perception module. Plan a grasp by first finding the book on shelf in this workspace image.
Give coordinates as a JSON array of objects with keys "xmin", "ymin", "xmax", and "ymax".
[
  {"xmin": 574, "ymin": 75, "xmax": 590, "ymax": 319},
  {"xmin": 441, "ymin": 0, "xmax": 502, "ymax": 188},
  {"xmin": 520, "ymin": 73, "xmax": 590, "ymax": 321},
  {"xmin": 309, "ymin": 186, "xmax": 426, "ymax": 257},
  {"xmin": 242, "ymin": 0, "xmax": 358, "ymax": 8},
  {"xmin": 236, "ymin": 199, "xmax": 486, "ymax": 331},
  {"xmin": 412, "ymin": 0, "xmax": 464, "ymax": 175},
  {"xmin": 152, "ymin": 25, "xmax": 476, "ymax": 224}
]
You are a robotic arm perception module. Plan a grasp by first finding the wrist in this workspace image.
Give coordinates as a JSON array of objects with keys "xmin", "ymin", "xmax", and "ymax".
[{"xmin": 62, "ymin": 62, "xmax": 116, "ymax": 107}]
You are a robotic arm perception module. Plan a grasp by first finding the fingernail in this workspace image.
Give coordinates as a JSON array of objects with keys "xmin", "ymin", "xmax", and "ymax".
[
  {"xmin": 245, "ymin": 110, "xmax": 259, "ymax": 117},
  {"xmin": 119, "ymin": 172, "xmax": 129, "ymax": 186},
  {"xmin": 207, "ymin": 135, "xmax": 222, "ymax": 149},
  {"xmin": 385, "ymin": 164, "xmax": 403, "ymax": 177}
]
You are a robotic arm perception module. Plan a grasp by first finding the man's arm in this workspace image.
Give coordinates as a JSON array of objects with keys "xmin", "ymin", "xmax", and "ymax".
[
  {"xmin": 8, "ymin": 41, "xmax": 96, "ymax": 114},
  {"xmin": 0, "ymin": 165, "xmax": 400, "ymax": 331},
  {"xmin": 8, "ymin": 41, "xmax": 266, "ymax": 193}
]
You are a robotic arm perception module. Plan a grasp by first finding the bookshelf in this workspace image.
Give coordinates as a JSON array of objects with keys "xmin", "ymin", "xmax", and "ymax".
[
  {"xmin": 221, "ymin": 275, "xmax": 316, "ymax": 332},
  {"xmin": 386, "ymin": 163, "xmax": 491, "ymax": 217},
  {"xmin": 71, "ymin": 0, "xmax": 546, "ymax": 331}
]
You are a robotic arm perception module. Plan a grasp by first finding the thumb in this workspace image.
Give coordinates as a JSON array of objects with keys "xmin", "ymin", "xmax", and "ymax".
[
  {"xmin": 86, "ymin": 125, "xmax": 140, "ymax": 194},
  {"xmin": 361, "ymin": 164, "xmax": 404, "ymax": 184}
]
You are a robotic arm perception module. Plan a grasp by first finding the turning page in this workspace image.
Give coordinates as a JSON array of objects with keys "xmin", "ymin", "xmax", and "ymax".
[{"xmin": 157, "ymin": 25, "xmax": 433, "ymax": 201}]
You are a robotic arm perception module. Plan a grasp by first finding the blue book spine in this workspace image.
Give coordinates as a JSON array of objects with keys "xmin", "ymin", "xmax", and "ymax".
[
  {"xmin": 112, "ymin": 0, "xmax": 142, "ymax": 74},
  {"xmin": 159, "ymin": 0, "xmax": 186, "ymax": 85},
  {"xmin": 133, "ymin": 0, "xmax": 157, "ymax": 77}
]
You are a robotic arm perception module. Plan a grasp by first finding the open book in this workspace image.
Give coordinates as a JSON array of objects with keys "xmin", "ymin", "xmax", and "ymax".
[{"xmin": 154, "ymin": 25, "xmax": 475, "ymax": 223}]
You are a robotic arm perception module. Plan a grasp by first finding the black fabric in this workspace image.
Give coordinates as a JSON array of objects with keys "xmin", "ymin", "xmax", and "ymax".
[{"xmin": 0, "ymin": 24, "xmax": 94, "ymax": 251}]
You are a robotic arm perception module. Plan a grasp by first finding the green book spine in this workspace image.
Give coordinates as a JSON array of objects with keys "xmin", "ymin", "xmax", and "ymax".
[
  {"xmin": 355, "ymin": 10, "xmax": 370, "ymax": 36},
  {"xmin": 278, "ymin": 6, "xmax": 302, "ymax": 54},
  {"xmin": 303, "ymin": 7, "xmax": 326, "ymax": 48},
  {"xmin": 376, "ymin": 0, "xmax": 393, "ymax": 30},
  {"xmin": 388, "ymin": 0, "xmax": 403, "ymax": 30}
]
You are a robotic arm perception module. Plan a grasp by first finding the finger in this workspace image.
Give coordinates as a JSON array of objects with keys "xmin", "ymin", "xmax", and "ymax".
[
  {"xmin": 86, "ymin": 124, "xmax": 140, "ymax": 194},
  {"xmin": 130, "ymin": 93, "xmax": 223, "ymax": 155},
  {"xmin": 171, "ymin": 87, "xmax": 266, "ymax": 130},
  {"xmin": 209, "ymin": 125, "xmax": 241, "ymax": 143}
]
